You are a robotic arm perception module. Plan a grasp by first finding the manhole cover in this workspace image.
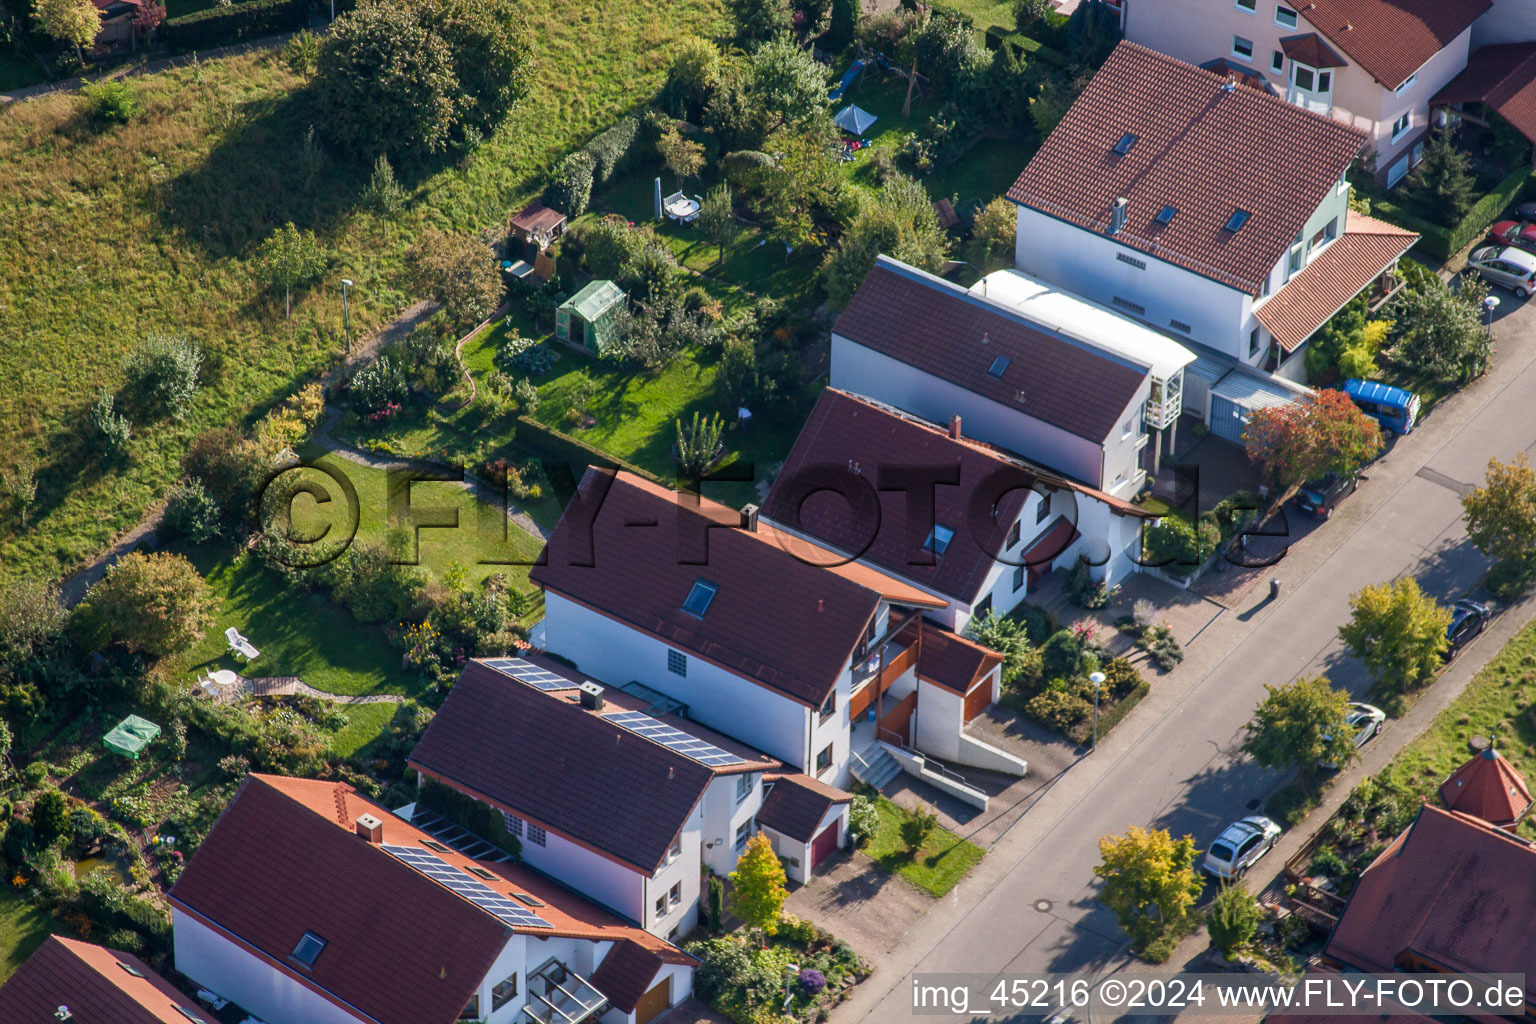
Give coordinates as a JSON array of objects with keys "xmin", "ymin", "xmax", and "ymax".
[{"xmin": 1034, "ymin": 899, "xmax": 1053, "ymax": 913}]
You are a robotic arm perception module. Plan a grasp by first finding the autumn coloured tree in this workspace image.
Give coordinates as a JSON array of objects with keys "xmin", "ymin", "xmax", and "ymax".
[
  {"xmin": 1338, "ymin": 577, "xmax": 1451, "ymax": 701},
  {"xmin": 1462, "ymin": 454, "xmax": 1536, "ymax": 574},
  {"xmin": 1243, "ymin": 388, "xmax": 1382, "ymax": 495},
  {"xmin": 32, "ymin": 0, "xmax": 99, "ymax": 60},
  {"xmin": 79, "ymin": 551, "xmax": 215, "ymax": 657},
  {"xmin": 1093, "ymin": 825, "xmax": 1204, "ymax": 951},
  {"xmin": 730, "ymin": 832, "xmax": 788, "ymax": 934}
]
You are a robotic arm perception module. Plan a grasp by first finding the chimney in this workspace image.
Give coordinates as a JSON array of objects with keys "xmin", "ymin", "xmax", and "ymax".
[
  {"xmin": 739, "ymin": 503, "xmax": 760, "ymax": 532},
  {"xmin": 355, "ymin": 813, "xmax": 383, "ymax": 843},
  {"xmin": 668, "ymin": 766, "xmax": 675, "ymax": 780},
  {"xmin": 948, "ymin": 414, "xmax": 962, "ymax": 440},
  {"xmin": 579, "ymin": 681, "xmax": 604, "ymax": 711},
  {"xmin": 817, "ymin": 598, "xmax": 825, "ymax": 613},
  {"xmin": 1109, "ymin": 196, "xmax": 1128, "ymax": 234}
]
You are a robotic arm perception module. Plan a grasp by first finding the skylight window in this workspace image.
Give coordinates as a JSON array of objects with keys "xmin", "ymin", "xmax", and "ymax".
[
  {"xmin": 291, "ymin": 932, "xmax": 327, "ymax": 968},
  {"xmin": 174, "ymin": 1009, "xmax": 207, "ymax": 1024},
  {"xmin": 1156, "ymin": 205, "xmax": 1178, "ymax": 225},
  {"xmin": 988, "ymin": 355, "xmax": 1011, "ymax": 377},
  {"xmin": 682, "ymin": 579, "xmax": 718, "ymax": 617},
  {"xmin": 116, "ymin": 962, "xmax": 145, "ymax": 978},
  {"xmin": 923, "ymin": 525, "xmax": 955, "ymax": 556},
  {"xmin": 1224, "ymin": 210, "xmax": 1251, "ymax": 233},
  {"xmin": 1112, "ymin": 132, "xmax": 1138, "ymax": 155}
]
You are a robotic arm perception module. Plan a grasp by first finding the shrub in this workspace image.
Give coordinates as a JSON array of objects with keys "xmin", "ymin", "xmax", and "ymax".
[
  {"xmin": 79, "ymin": 551, "xmax": 215, "ymax": 657},
  {"xmin": 900, "ymin": 805, "xmax": 938, "ymax": 853},
  {"xmin": 1014, "ymin": 604, "xmax": 1057, "ymax": 646},
  {"xmin": 1142, "ymin": 623, "xmax": 1184, "ymax": 671},
  {"xmin": 349, "ymin": 355, "xmax": 409, "ymax": 417},
  {"xmin": 1025, "ymin": 688, "xmax": 1092, "ymax": 731},
  {"xmin": 847, "ymin": 795, "xmax": 878, "ymax": 848},
  {"xmin": 1039, "ymin": 629, "xmax": 1086, "ymax": 681},
  {"xmin": 798, "ymin": 968, "xmax": 827, "ymax": 995},
  {"xmin": 404, "ymin": 229, "xmax": 502, "ymax": 329},
  {"xmin": 3, "ymin": 819, "xmax": 35, "ymax": 867},
  {"xmin": 706, "ymin": 873, "xmax": 725, "ymax": 931},
  {"xmin": 546, "ymin": 150, "xmax": 596, "ymax": 217},
  {"xmin": 1207, "ymin": 884, "xmax": 1262, "ymax": 957},
  {"xmin": 281, "ymin": 28, "xmax": 320, "ymax": 75},
  {"xmin": 318, "ymin": 540, "xmax": 427, "ymax": 623},
  {"xmin": 30, "ymin": 789, "xmax": 71, "ymax": 846},
  {"xmin": 184, "ymin": 428, "xmax": 270, "ymax": 525},
  {"xmin": 584, "ymin": 115, "xmax": 640, "ymax": 185},
  {"xmin": 1143, "ymin": 517, "xmax": 1215, "ymax": 573},
  {"xmin": 120, "ymin": 334, "xmax": 202, "ymax": 423},
  {"xmin": 81, "ymin": 80, "xmax": 142, "ymax": 125},
  {"xmin": 513, "ymin": 377, "xmax": 540, "ymax": 413},
  {"xmin": 1102, "ymin": 657, "xmax": 1142, "ymax": 700},
  {"xmin": 90, "ymin": 391, "xmax": 132, "ymax": 457},
  {"xmin": 161, "ymin": 480, "xmax": 221, "ymax": 544}
]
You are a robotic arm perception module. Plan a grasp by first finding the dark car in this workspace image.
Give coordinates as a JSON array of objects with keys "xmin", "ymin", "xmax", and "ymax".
[
  {"xmin": 1295, "ymin": 473, "xmax": 1358, "ymax": 520},
  {"xmin": 1445, "ymin": 599, "xmax": 1490, "ymax": 658},
  {"xmin": 1516, "ymin": 201, "xmax": 1536, "ymax": 222}
]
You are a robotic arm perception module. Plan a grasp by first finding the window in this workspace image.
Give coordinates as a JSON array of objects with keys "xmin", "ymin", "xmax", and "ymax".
[
  {"xmin": 682, "ymin": 578, "xmax": 717, "ymax": 617},
  {"xmin": 1036, "ymin": 497, "xmax": 1050, "ymax": 523},
  {"xmin": 174, "ymin": 1009, "xmax": 207, "ymax": 1024},
  {"xmin": 1005, "ymin": 521, "xmax": 1020, "ymax": 548},
  {"xmin": 668, "ymin": 836, "xmax": 683, "ymax": 862},
  {"xmin": 1112, "ymin": 471, "xmax": 1125, "ymax": 488},
  {"xmin": 502, "ymin": 811, "xmax": 524, "ymax": 837},
  {"xmin": 1293, "ymin": 66, "xmax": 1314, "ymax": 91},
  {"xmin": 922, "ymin": 524, "xmax": 955, "ymax": 555},
  {"xmin": 1274, "ymin": 4, "xmax": 1297, "ymax": 27},
  {"xmin": 1232, "ymin": 35, "xmax": 1254, "ymax": 60},
  {"xmin": 1249, "ymin": 327, "xmax": 1262, "ymax": 356},
  {"xmin": 1288, "ymin": 245, "xmax": 1303, "ymax": 274},
  {"xmin": 493, "ymin": 973, "xmax": 520, "ymax": 1012},
  {"xmin": 459, "ymin": 996, "xmax": 480, "ymax": 1021},
  {"xmin": 1235, "ymin": 0, "xmax": 1255, "ymax": 10},
  {"xmin": 1318, "ymin": 71, "xmax": 1331, "ymax": 92},
  {"xmin": 668, "ymin": 649, "xmax": 687, "ymax": 677},
  {"xmin": 1012, "ymin": 565, "xmax": 1025, "ymax": 591},
  {"xmin": 1224, "ymin": 210, "xmax": 1250, "ymax": 233},
  {"xmin": 1111, "ymin": 295, "xmax": 1145, "ymax": 316},
  {"xmin": 1271, "ymin": 50, "xmax": 1284, "ymax": 73},
  {"xmin": 1112, "ymin": 132, "xmax": 1138, "ymax": 155},
  {"xmin": 669, "ymin": 882, "xmax": 682, "ymax": 907},
  {"xmin": 1116, "ymin": 252, "xmax": 1147, "ymax": 270},
  {"xmin": 1391, "ymin": 112, "xmax": 1411, "ymax": 140},
  {"xmin": 117, "ymin": 962, "xmax": 145, "ymax": 978},
  {"xmin": 1261, "ymin": 273, "xmax": 1271, "ymax": 298},
  {"xmin": 1310, "ymin": 217, "xmax": 1337, "ymax": 250},
  {"xmin": 1169, "ymin": 318, "xmax": 1192, "ymax": 334},
  {"xmin": 735, "ymin": 820, "xmax": 751, "ymax": 851},
  {"xmin": 1122, "ymin": 417, "xmax": 1135, "ymax": 438},
  {"xmin": 988, "ymin": 354, "xmax": 1011, "ymax": 377},
  {"xmin": 291, "ymin": 932, "xmax": 326, "ymax": 968},
  {"xmin": 527, "ymin": 823, "xmax": 546, "ymax": 847},
  {"xmin": 736, "ymin": 773, "xmax": 753, "ymax": 804},
  {"xmin": 815, "ymin": 743, "xmax": 833, "ymax": 773},
  {"xmin": 818, "ymin": 691, "xmax": 836, "ymax": 723},
  {"xmin": 1395, "ymin": 72, "xmax": 1417, "ymax": 95},
  {"xmin": 655, "ymin": 895, "xmax": 667, "ymax": 918},
  {"xmin": 1156, "ymin": 204, "xmax": 1177, "ymax": 225}
]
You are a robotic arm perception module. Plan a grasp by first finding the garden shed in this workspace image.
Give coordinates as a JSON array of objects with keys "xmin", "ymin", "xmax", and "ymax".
[
  {"xmin": 104, "ymin": 715, "xmax": 161, "ymax": 760},
  {"xmin": 556, "ymin": 280, "xmax": 626, "ymax": 354}
]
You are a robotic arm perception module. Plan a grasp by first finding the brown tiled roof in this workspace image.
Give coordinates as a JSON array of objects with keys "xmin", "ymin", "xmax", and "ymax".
[
  {"xmin": 1434, "ymin": 43, "xmax": 1536, "ymax": 147},
  {"xmin": 1438, "ymin": 745, "xmax": 1534, "ymax": 826},
  {"xmin": 933, "ymin": 198, "xmax": 959, "ymax": 229},
  {"xmin": 763, "ymin": 391, "xmax": 1154, "ymax": 605},
  {"xmin": 1324, "ymin": 804, "xmax": 1536, "ymax": 997},
  {"xmin": 530, "ymin": 471, "xmax": 888, "ymax": 707},
  {"xmin": 1300, "ymin": 0, "xmax": 1490, "ymax": 90},
  {"xmin": 0, "ymin": 935, "xmax": 205, "ymax": 1024},
  {"xmin": 1280, "ymin": 33, "xmax": 1348, "ymax": 69},
  {"xmin": 1254, "ymin": 211, "xmax": 1417, "ymax": 352},
  {"xmin": 588, "ymin": 940, "xmax": 668, "ymax": 1014},
  {"xmin": 756, "ymin": 773, "xmax": 852, "ymax": 843},
  {"xmin": 509, "ymin": 200, "xmax": 566, "ymax": 234},
  {"xmin": 1007, "ymin": 43, "xmax": 1366, "ymax": 295},
  {"xmin": 917, "ymin": 627, "xmax": 1002, "ymax": 695},
  {"xmin": 410, "ymin": 660, "xmax": 718, "ymax": 873},
  {"xmin": 832, "ymin": 258, "xmax": 1150, "ymax": 443}
]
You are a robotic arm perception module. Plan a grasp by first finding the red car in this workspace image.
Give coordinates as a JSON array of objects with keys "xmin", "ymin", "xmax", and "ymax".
[{"xmin": 1487, "ymin": 219, "xmax": 1536, "ymax": 255}]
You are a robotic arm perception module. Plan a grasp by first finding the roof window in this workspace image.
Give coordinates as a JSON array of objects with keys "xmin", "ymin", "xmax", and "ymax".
[
  {"xmin": 682, "ymin": 579, "xmax": 718, "ymax": 617},
  {"xmin": 1223, "ymin": 210, "xmax": 1250, "ymax": 233},
  {"xmin": 291, "ymin": 931, "xmax": 327, "ymax": 968},
  {"xmin": 988, "ymin": 355, "xmax": 1011, "ymax": 377},
  {"xmin": 1112, "ymin": 132, "xmax": 1138, "ymax": 155},
  {"xmin": 923, "ymin": 525, "xmax": 955, "ymax": 556},
  {"xmin": 1156, "ymin": 205, "xmax": 1177, "ymax": 225},
  {"xmin": 116, "ymin": 962, "xmax": 145, "ymax": 978}
]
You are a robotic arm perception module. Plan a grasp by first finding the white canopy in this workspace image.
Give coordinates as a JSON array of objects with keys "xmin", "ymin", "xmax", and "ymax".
[{"xmin": 834, "ymin": 104, "xmax": 878, "ymax": 136}]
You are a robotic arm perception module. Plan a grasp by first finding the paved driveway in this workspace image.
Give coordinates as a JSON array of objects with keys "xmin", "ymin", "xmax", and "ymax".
[{"xmin": 836, "ymin": 297, "xmax": 1536, "ymax": 1021}]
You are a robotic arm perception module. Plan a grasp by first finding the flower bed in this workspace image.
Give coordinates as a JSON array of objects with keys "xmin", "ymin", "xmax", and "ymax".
[{"xmin": 688, "ymin": 916, "xmax": 867, "ymax": 1024}]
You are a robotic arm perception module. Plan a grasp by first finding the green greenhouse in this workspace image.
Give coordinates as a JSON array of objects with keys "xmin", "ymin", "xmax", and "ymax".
[
  {"xmin": 104, "ymin": 715, "xmax": 161, "ymax": 760},
  {"xmin": 556, "ymin": 280, "xmax": 626, "ymax": 354}
]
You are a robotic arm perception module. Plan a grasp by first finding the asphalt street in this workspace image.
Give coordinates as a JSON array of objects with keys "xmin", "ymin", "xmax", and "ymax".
[{"xmin": 837, "ymin": 294, "xmax": 1536, "ymax": 1023}]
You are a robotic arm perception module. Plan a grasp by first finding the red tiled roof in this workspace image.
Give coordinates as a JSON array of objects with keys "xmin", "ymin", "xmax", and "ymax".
[
  {"xmin": 1324, "ymin": 804, "xmax": 1536, "ymax": 998},
  {"xmin": 410, "ymin": 660, "xmax": 719, "ymax": 873},
  {"xmin": 509, "ymin": 200, "xmax": 567, "ymax": 235},
  {"xmin": 832, "ymin": 259, "xmax": 1150, "ymax": 444},
  {"xmin": 1280, "ymin": 33, "xmax": 1349, "ymax": 69},
  {"xmin": 0, "ymin": 935, "xmax": 206, "ymax": 1024},
  {"xmin": 917, "ymin": 627, "xmax": 1002, "ymax": 695},
  {"xmin": 530, "ymin": 471, "xmax": 888, "ymax": 708},
  {"xmin": 1438, "ymin": 745, "xmax": 1534, "ymax": 826},
  {"xmin": 756, "ymin": 773, "xmax": 852, "ymax": 844},
  {"xmin": 1433, "ymin": 42, "xmax": 1536, "ymax": 147},
  {"xmin": 1299, "ymin": 0, "xmax": 1490, "ymax": 90},
  {"xmin": 1254, "ymin": 211, "xmax": 1417, "ymax": 352},
  {"xmin": 1008, "ymin": 43, "xmax": 1366, "ymax": 295}
]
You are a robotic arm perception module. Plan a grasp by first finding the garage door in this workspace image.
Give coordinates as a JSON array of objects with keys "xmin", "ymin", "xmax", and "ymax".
[
  {"xmin": 635, "ymin": 976, "xmax": 671, "ymax": 1024},
  {"xmin": 1209, "ymin": 394, "xmax": 1248, "ymax": 444},
  {"xmin": 811, "ymin": 819, "xmax": 840, "ymax": 870},
  {"xmin": 962, "ymin": 678, "xmax": 992, "ymax": 723}
]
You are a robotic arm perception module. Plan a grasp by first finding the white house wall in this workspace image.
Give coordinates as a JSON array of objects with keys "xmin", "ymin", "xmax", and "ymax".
[
  {"xmin": 511, "ymin": 813, "xmax": 647, "ymax": 927},
  {"xmin": 643, "ymin": 800, "xmax": 703, "ymax": 940},
  {"xmin": 699, "ymin": 773, "xmax": 763, "ymax": 877}
]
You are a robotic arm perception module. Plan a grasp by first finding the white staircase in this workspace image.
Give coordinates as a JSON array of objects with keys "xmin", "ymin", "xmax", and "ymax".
[{"xmin": 851, "ymin": 745, "xmax": 902, "ymax": 789}]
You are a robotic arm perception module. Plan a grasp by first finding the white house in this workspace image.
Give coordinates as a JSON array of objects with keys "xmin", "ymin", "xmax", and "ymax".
[
  {"xmin": 1120, "ymin": 0, "xmax": 1493, "ymax": 186},
  {"xmin": 828, "ymin": 255, "xmax": 1163, "ymax": 497},
  {"xmin": 1007, "ymin": 42, "xmax": 1418, "ymax": 384},
  {"xmin": 170, "ymin": 774, "xmax": 695, "ymax": 1024}
]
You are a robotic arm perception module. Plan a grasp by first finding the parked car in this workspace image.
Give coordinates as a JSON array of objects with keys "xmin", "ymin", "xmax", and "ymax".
[
  {"xmin": 1320, "ymin": 702, "xmax": 1387, "ymax": 768},
  {"xmin": 1486, "ymin": 220, "xmax": 1536, "ymax": 256},
  {"xmin": 1344, "ymin": 378, "xmax": 1420, "ymax": 436},
  {"xmin": 1467, "ymin": 245, "xmax": 1536, "ymax": 299},
  {"xmin": 1202, "ymin": 816, "xmax": 1281, "ymax": 880},
  {"xmin": 1515, "ymin": 200, "xmax": 1536, "ymax": 222},
  {"xmin": 1445, "ymin": 599, "xmax": 1490, "ymax": 659},
  {"xmin": 1295, "ymin": 473, "xmax": 1358, "ymax": 519}
]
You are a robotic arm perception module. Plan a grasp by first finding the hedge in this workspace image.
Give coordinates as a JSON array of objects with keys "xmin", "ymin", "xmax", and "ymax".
[
  {"xmin": 164, "ymin": 0, "xmax": 307, "ymax": 51},
  {"xmin": 982, "ymin": 26, "xmax": 1068, "ymax": 66},
  {"xmin": 514, "ymin": 414, "xmax": 666, "ymax": 485},
  {"xmin": 1372, "ymin": 166, "xmax": 1536, "ymax": 261}
]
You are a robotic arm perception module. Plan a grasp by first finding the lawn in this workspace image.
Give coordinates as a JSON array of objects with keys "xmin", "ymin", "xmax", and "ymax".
[
  {"xmin": 329, "ymin": 703, "xmax": 401, "ymax": 759},
  {"xmin": 0, "ymin": 887, "xmax": 63, "ymax": 983},
  {"xmin": 0, "ymin": 0, "xmax": 728, "ymax": 584},
  {"xmin": 859, "ymin": 794, "xmax": 985, "ymax": 897}
]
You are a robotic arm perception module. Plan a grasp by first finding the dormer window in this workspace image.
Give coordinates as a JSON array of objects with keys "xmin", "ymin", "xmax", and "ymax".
[
  {"xmin": 923, "ymin": 525, "xmax": 955, "ymax": 556},
  {"xmin": 682, "ymin": 579, "xmax": 717, "ymax": 617},
  {"xmin": 291, "ymin": 932, "xmax": 327, "ymax": 968}
]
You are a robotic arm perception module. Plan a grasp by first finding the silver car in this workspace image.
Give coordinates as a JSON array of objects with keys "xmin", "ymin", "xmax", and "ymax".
[
  {"xmin": 1467, "ymin": 245, "xmax": 1536, "ymax": 298},
  {"xmin": 1202, "ymin": 816, "xmax": 1282, "ymax": 880},
  {"xmin": 1319, "ymin": 702, "xmax": 1386, "ymax": 768}
]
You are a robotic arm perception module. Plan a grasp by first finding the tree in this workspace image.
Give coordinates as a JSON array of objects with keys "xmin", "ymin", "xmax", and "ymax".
[
  {"xmin": 1243, "ymin": 388, "xmax": 1382, "ymax": 493},
  {"xmin": 729, "ymin": 0, "xmax": 791, "ymax": 45},
  {"xmin": 1207, "ymin": 884, "xmax": 1263, "ymax": 958},
  {"xmin": 823, "ymin": 0, "xmax": 858, "ymax": 51},
  {"xmin": 1338, "ymin": 577, "xmax": 1451, "ymax": 696},
  {"xmin": 1093, "ymin": 825, "xmax": 1204, "ymax": 948},
  {"xmin": 1030, "ymin": 70, "xmax": 1091, "ymax": 136},
  {"xmin": 32, "ymin": 0, "xmax": 98, "ymax": 61},
  {"xmin": 730, "ymin": 832, "xmax": 788, "ymax": 933},
  {"xmin": 847, "ymin": 795, "xmax": 878, "ymax": 848},
  {"xmin": 1065, "ymin": 0, "xmax": 1122, "ymax": 69},
  {"xmin": 183, "ymin": 428, "xmax": 271, "ymax": 526},
  {"xmin": 821, "ymin": 173, "xmax": 947, "ymax": 305},
  {"xmin": 656, "ymin": 122, "xmax": 705, "ymax": 185},
  {"xmin": 404, "ymin": 228, "xmax": 501, "ymax": 328},
  {"xmin": 132, "ymin": 0, "xmax": 165, "ymax": 42},
  {"xmin": 0, "ymin": 459, "xmax": 38, "ymax": 527},
  {"xmin": 735, "ymin": 36, "xmax": 830, "ymax": 144},
  {"xmin": 89, "ymin": 391, "xmax": 131, "ymax": 458},
  {"xmin": 364, "ymin": 155, "xmax": 408, "ymax": 234},
  {"xmin": 121, "ymin": 334, "xmax": 202, "ymax": 422},
  {"xmin": 662, "ymin": 37, "xmax": 720, "ymax": 118},
  {"xmin": 80, "ymin": 551, "xmax": 214, "ymax": 657},
  {"xmin": 162, "ymin": 480, "xmax": 222, "ymax": 544},
  {"xmin": 971, "ymin": 196, "xmax": 1016, "ymax": 270},
  {"xmin": 1241, "ymin": 674, "xmax": 1357, "ymax": 776},
  {"xmin": 699, "ymin": 185, "xmax": 740, "ymax": 267},
  {"xmin": 30, "ymin": 790, "xmax": 71, "ymax": 847},
  {"xmin": 1389, "ymin": 273, "xmax": 1490, "ymax": 384},
  {"xmin": 1012, "ymin": 0, "xmax": 1051, "ymax": 32},
  {"xmin": 0, "ymin": 580, "xmax": 69, "ymax": 683},
  {"xmin": 254, "ymin": 223, "xmax": 326, "ymax": 319},
  {"xmin": 1462, "ymin": 454, "xmax": 1536, "ymax": 574},
  {"xmin": 676, "ymin": 412, "xmax": 724, "ymax": 476},
  {"xmin": 1403, "ymin": 129, "xmax": 1476, "ymax": 227},
  {"xmin": 750, "ymin": 131, "xmax": 846, "ymax": 256},
  {"xmin": 429, "ymin": 0, "xmax": 535, "ymax": 146},
  {"xmin": 964, "ymin": 610, "xmax": 1032, "ymax": 683},
  {"xmin": 900, "ymin": 805, "xmax": 937, "ymax": 853}
]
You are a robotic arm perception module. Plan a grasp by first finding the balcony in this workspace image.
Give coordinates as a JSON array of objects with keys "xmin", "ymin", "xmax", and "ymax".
[
  {"xmin": 1286, "ymin": 87, "xmax": 1332, "ymax": 116},
  {"xmin": 519, "ymin": 959, "xmax": 608, "ymax": 1024},
  {"xmin": 1143, "ymin": 370, "xmax": 1184, "ymax": 430},
  {"xmin": 849, "ymin": 618, "xmax": 921, "ymax": 716}
]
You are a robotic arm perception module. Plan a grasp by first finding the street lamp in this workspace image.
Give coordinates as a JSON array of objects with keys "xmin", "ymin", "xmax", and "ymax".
[
  {"xmin": 784, "ymin": 964, "xmax": 800, "ymax": 1011},
  {"xmin": 341, "ymin": 279, "xmax": 354, "ymax": 357},
  {"xmin": 1088, "ymin": 671, "xmax": 1106, "ymax": 750},
  {"xmin": 1483, "ymin": 294, "xmax": 1499, "ymax": 334}
]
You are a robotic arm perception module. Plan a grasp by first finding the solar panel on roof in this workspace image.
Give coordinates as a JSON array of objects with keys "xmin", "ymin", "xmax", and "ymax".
[
  {"xmin": 602, "ymin": 710, "xmax": 747, "ymax": 767},
  {"xmin": 380, "ymin": 845, "xmax": 552, "ymax": 929},
  {"xmin": 482, "ymin": 658, "xmax": 575, "ymax": 691}
]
